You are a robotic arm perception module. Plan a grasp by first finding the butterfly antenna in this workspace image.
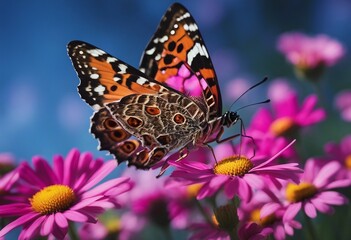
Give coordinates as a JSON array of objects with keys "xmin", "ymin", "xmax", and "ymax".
[
  {"xmin": 234, "ymin": 99, "xmax": 270, "ymax": 112},
  {"xmin": 228, "ymin": 76, "xmax": 268, "ymax": 111}
]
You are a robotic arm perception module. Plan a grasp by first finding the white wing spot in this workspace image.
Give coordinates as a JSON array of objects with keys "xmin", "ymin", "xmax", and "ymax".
[
  {"xmin": 107, "ymin": 57, "xmax": 117, "ymax": 63},
  {"xmin": 90, "ymin": 73, "xmax": 99, "ymax": 79},
  {"xmin": 136, "ymin": 77, "xmax": 148, "ymax": 85},
  {"xmin": 187, "ymin": 43, "xmax": 209, "ymax": 65},
  {"xmin": 87, "ymin": 49, "xmax": 105, "ymax": 57},
  {"xmin": 170, "ymin": 30, "xmax": 175, "ymax": 35},
  {"xmin": 94, "ymin": 85, "xmax": 106, "ymax": 95},
  {"xmin": 146, "ymin": 47, "xmax": 156, "ymax": 55},
  {"xmin": 159, "ymin": 35, "xmax": 169, "ymax": 43},
  {"xmin": 118, "ymin": 64, "xmax": 128, "ymax": 73},
  {"xmin": 113, "ymin": 76, "xmax": 121, "ymax": 82}
]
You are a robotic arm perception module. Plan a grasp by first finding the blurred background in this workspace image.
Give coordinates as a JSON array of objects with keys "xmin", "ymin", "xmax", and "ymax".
[{"xmin": 1, "ymin": 0, "xmax": 350, "ymax": 162}]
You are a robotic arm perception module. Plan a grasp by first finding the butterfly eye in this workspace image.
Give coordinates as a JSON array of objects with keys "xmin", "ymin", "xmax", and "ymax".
[
  {"xmin": 110, "ymin": 128, "xmax": 130, "ymax": 142},
  {"xmin": 173, "ymin": 113, "xmax": 186, "ymax": 124},
  {"xmin": 127, "ymin": 117, "xmax": 143, "ymax": 128},
  {"xmin": 145, "ymin": 106, "xmax": 161, "ymax": 116}
]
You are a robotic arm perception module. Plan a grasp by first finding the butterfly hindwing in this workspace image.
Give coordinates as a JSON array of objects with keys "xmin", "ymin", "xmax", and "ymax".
[{"xmin": 139, "ymin": 3, "xmax": 222, "ymax": 117}]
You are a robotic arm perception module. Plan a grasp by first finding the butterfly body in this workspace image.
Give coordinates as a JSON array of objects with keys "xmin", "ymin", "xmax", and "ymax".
[{"xmin": 68, "ymin": 3, "xmax": 241, "ymax": 170}]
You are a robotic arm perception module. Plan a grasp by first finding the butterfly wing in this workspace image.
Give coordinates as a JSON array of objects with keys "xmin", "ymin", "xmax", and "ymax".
[
  {"xmin": 67, "ymin": 41, "xmax": 170, "ymax": 110},
  {"xmin": 139, "ymin": 3, "xmax": 222, "ymax": 118}
]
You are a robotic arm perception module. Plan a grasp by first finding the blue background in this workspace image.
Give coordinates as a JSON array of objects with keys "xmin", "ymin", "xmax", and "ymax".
[{"xmin": 1, "ymin": 0, "xmax": 350, "ymax": 161}]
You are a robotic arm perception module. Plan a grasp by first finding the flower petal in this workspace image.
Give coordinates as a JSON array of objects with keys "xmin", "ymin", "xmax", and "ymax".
[
  {"xmin": 64, "ymin": 210, "xmax": 97, "ymax": 223},
  {"xmin": 314, "ymin": 161, "xmax": 341, "ymax": 188},
  {"xmin": 304, "ymin": 201, "xmax": 317, "ymax": 218},
  {"xmin": 40, "ymin": 214, "xmax": 55, "ymax": 236},
  {"xmin": 0, "ymin": 213, "xmax": 39, "ymax": 237},
  {"xmin": 283, "ymin": 202, "xmax": 301, "ymax": 221}
]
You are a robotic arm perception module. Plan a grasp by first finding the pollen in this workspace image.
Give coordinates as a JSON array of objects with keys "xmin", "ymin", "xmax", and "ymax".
[
  {"xmin": 285, "ymin": 182, "xmax": 318, "ymax": 203},
  {"xmin": 270, "ymin": 117, "xmax": 296, "ymax": 137},
  {"xmin": 30, "ymin": 184, "xmax": 75, "ymax": 215},
  {"xmin": 345, "ymin": 155, "xmax": 351, "ymax": 170},
  {"xmin": 213, "ymin": 156, "xmax": 253, "ymax": 177}
]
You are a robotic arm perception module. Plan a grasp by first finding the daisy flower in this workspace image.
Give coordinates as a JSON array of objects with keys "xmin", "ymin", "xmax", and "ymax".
[
  {"xmin": 324, "ymin": 134, "xmax": 351, "ymax": 179},
  {"xmin": 277, "ymin": 32, "xmax": 345, "ymax": 81},
  {"xmin": 0, "ymin": 149, "xmax": 133, "ymax": 240},
  {"xmin": 284, "ymin": 158, "xmax": 351, "ymax": 220},
  {"xmin": 170, "ymin": 141, "xmax": 302, "ymax": 202},
  {"xmin": 239, "ymin": 188, "xmax": 301, "ymax": 240},
  {"xmin": 249, "ymin": 88, "xmax": 325, "ymax": 139}
]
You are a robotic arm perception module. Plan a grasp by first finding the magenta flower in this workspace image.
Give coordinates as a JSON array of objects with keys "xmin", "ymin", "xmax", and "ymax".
[
  {"xmin": 334, "ymin": 90, "xmax": 351, "ymax": 122},
  {"xmin": 277, "ymin": 32, "xmax": 345, "ymax": 81},
  {"xmin": 249, "ymin": 89, "xmax": 325, "ymax": 139},
  {"xmin": 0, "ymin": 168, "xmax": 20, "ymax": 204},
  {"xmin": 239, "ymin": 189, "xmax": 301, "ymax": 240},
  {"xmin": 0, "ymin": 149, "xmax": 133, "ymax": 240},
  {"xmin": 324, "ymin": 135, "xmax": 351, "ymax": 179},
  {"xmin": 169, "ymin": 141, "xmax": 302, "ymax": 202},
  {"xmin": 284, "ymin": 159, "xmax": 351, "ymax": 220}
]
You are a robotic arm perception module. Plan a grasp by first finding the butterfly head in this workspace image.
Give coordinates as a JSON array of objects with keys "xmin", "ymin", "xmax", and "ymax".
[{"xmin": 222, "ymin": 111, "xmax": 240, "ymax": 128}]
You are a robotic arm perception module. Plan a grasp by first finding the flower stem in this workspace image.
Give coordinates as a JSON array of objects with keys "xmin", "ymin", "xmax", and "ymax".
[
  {"xmin": 303, "ymin": 212, "xmax": 318, "ymax": 240},
  {"xmin": 68, "ymin": 222, "xmax": 79, "ymax": 240}
]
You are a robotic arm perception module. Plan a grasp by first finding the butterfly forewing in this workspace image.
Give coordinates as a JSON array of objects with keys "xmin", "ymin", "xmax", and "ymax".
[{"xmin": 139, "ymin": 3, "xmax": 222, "ymax": 117}]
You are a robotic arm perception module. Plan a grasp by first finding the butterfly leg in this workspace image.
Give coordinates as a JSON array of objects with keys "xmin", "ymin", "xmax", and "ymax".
[{"xmin": 176, "ymin": 147, "xmax": 189, "ymax": 162}]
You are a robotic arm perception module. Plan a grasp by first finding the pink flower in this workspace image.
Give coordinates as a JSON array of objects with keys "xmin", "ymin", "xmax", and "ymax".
[
  {"xmin": 277, "ymin": 32, "xmax": 345, "ymax": 69},
  {"xmin": 169, "ymin": 141, "xmax": 302, "ymax": 202},
  {"xmin": 188, "ymin": 222, "xmax": 231, "ymax": 240},
  {"xmin": 334, "ymin": 90, "xmax": 351, "ymax": 122},
  {"xmin": 239, "ymin": 189, "xmax": 301, "ymax": 240},
  {"xmin": 324, "ymin": 135, "xmax": 351, "ymax": 179},
  {"xmin": 0, "ymin": 149, "xmax": 133, "ymax": 240},
  {"xmin": 0, "ymin": 168, "xmax": 20, "ymax": 204},
  {"xmin": 249, "ymin": 88, "xmax": 325, "ymax": 139},
  {"xmin": 284, "ymin": 159, "xmax": 351, "ymax": 221}
]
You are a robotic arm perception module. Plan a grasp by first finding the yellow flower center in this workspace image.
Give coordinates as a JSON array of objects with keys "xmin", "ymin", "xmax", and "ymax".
[
  {"xmin": 105, "ymin": 218, "xmax": 121, "ymax": 233},
  {"xmin": 186, "ymin": 183, "xmax": 202, "ymax": 199},
  {"xmin": 345, "ymin": 155, "xmax": 351, "ymax": 170},
  {"xmin": 270, "ymin": 117, "xmax": 296, "ymax": 137},
  {"xmin": 250, "ymin": 208, "xmax": 276, "ymax": 226},
  {"xmin": 30, "ymin": 184, "xmax": 75, "ymax": 215},
  {"xmin": 213, "ymin": 156, "xmax": 253, "ymax": 177},
  {"xmin": 285, "ymin": 182, "xmax": 317, "ymax": 203}
]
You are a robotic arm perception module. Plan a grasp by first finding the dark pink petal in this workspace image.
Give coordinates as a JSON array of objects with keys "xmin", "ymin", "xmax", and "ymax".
[
  {"xmin": 19, "ymin": 162, "xmax": 47, "ymax": 189},
  {"xmin": 197, "ymin": 181, "xmax": 219, "ymax": 200},
  {"xmin": 304, "ymin": 201, "xmax": 317, "ymax": 218},
  {"xmin": 53, "ymin": 155, "xmax": 64, "ymax": 183},
  {"xmin": 260, "ymin": 202, "xmax": 281, "ymax": 218},
  {"xmin": 249, "ymin": 108, "xmax": 273, "ymax": 132},
  {"xmin": 242, "ymin": 174, "xmax": 264, "ymax": 189},
  {"xmin": 40, "ymin": 214, "xmax": 55, "ymax": 236},
  {"xmin": 274, "ymin": 92, "xmax": 298, "ymax": 117},
  {"xmin": 316, "ymin": 191, "xmax": 349, "ymax": 205},
  {"xmin": 0, "ymin": 203, "xmax": 32, "ymax": 216},
  {"xmin": 21, "ymin": 215, "xmax": 46, "ymax": 240},
  {"xmin": 32, "ymin": 156, "xmax": 59, "ymax": 185},
  {"xmin": 301, "ymin": 109, "xmax": 326, "ymax": 125},
  {"xmin": 81, "ymin": 177, "xmax": 131, "ymax": 199},
  {"xmin": 223, "ymin": 177, "xmax": 239, "ymax": 199},
  {"xmin": 55, "ymin": 212, "xmax": 68, "ymax": 229},
  {"xmin": 324, "ymin": 179, "xmax": 351, "ymax": 189},
  {"xmin": 274, "ymin": 224, "xmax": 286, "ymax": 240},
  {"xmin": 0, "ymin": 213, "xmax": 39, "ymax": 237},
  {"xmin": 310, "ymin": 198, "xmax": 333, "ymax": 214},
  {"xmin": 78, "ymin": 160, "xmax": 117, "ymax": 193},
  {"xmin": 63, "ymin": 149, "xmax": 80, "ymax": 186},
  {"xmin": 283, "ymin": 202, "xmax": 301, "ymax": 221},
  {"xmin": 314, "ymin": 161, "xmax": 341, "ymax": 188},
  {"xmin": 64, "ymin": 210, "xmax": 91, "ymax": 222},
  {"xmin": 52, "ymin": 221, "xmax": 67, "ymax": 240},
  {"xmin": 237, "ymin": 178, "xmax": 252, "ymax": 202},
  {"xmin": 71, "ymin": 196, "xmax": 103, "ymax": 210},
  {"xmin": 295, "ymin": 95, "xmax": 318, "ymax": 122}
]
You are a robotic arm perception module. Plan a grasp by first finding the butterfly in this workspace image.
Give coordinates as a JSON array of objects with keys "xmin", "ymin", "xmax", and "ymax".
[{"xmin": 67, "ymin": 3, "xmax": 244, "ymax": 175}]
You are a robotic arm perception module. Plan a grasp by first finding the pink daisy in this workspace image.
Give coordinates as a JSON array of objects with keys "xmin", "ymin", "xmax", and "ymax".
[
  {"xmin": 334, "ymin": 90, "xmax": 351, "ymax": 122},
  {"xmin": 0, "ymin": 149, "xmax": 133, "ymax": 240},
  {"xmin": 239, "ymin": 188, "xmax": 301, "ymax": 240},
  {"xmin": 284, "ymin": 158, "xmax": 351, "ymax": 220},
  {"xmin": 277, "ymin": 32, "xmax": 345, "ymax": 80},
  {"xmin": 324, "ymin": 134, "xmax": 351, "ymax": 179},
  {"xmin": 169, "ymin": 141, "xmax": 302, "ymax": 202},
  {"xmin": 249, "ymin": 89, "xmax": 325, "ymax": 139}
]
